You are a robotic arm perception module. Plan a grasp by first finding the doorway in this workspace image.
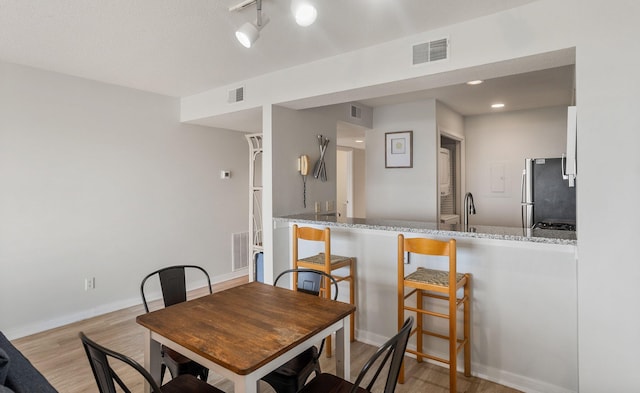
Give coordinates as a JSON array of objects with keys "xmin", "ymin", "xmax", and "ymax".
[
  {"xmin": 439, "ymin": 133, "xmax": 462, "ymax": 224},
  {"xmin": 336, "ymin": 148, "xmax": 353, "ymax": 218},
  {"xmin": 336, "ymin": 121, "xmax": 368, "ymax": 218}
]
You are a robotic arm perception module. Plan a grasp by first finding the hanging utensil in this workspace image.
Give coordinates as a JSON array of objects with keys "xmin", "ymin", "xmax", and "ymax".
[
  {"xmin": 319, "ymin": 137, "xmax": 329, "ymax": 181},
  {"xmin": 313, "ymin": 134, "xmax": 329, "ymax": 182},
  {"xmin": 312, "ymin": 135, "xmax": 324, "ymax": 178}
]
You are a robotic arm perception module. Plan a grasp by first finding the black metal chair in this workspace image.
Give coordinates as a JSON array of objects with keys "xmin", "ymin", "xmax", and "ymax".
[
  {"xmin": 297, "ymin": 317, "xmax": 414, "ymax": 393},
  {"xmin": 140, "ymin": 265, "xmax": 212, "ymax": 383},
  {"xmin": 79, "ymin": 332, "xmax": 223, "ymax": 393},
  {"xmin": 261, "ymin": 268, "xmax": 339, "ymax": 393}
]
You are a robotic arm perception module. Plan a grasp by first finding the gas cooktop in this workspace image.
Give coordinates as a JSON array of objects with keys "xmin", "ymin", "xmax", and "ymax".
[{"xmin": 533, "ymin": 221, "xmax": 576, "ymax": 231}]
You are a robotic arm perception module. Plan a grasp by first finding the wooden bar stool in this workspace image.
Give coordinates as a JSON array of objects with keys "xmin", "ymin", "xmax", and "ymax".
[
  {"xmin": 397, "ymin": 234, "xmax": 471, "ymax": 392},
  {"xmin": 292, "ymin": 224, "xmax": 356, "ymax": 356}
]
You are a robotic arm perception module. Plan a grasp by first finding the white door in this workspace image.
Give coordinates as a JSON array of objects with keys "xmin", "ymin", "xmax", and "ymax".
[{"xmin": 336, "ymin": 148, "xmax": 353, "ymax": 217}]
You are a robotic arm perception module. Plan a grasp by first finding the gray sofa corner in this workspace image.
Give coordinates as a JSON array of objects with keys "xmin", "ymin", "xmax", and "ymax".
[{"xmin": 0, "ymin": 331, "xmax": 57, "ymax": 393}]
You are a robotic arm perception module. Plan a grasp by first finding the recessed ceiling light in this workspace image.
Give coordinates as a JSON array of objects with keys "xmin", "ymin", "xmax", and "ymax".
[
  {"xmin": 491, "ymin": 103, "xmax": 505, "ymax": 109},
  {"xmin": 355, "ymin": 139, "xmax": 364, "ymax": 143},
  {"xmin": 466, "ymin": 80, "xmax": 483, "ymax": 85}
]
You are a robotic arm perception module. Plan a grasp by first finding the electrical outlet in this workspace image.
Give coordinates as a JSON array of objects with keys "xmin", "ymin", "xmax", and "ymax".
[
  {"xmin": 325, "ymin": 200, "xmax": 334, "ymax": 212},
  {"xmin": 84, "ymin": 277, "xmax": 95, "ymax": 291}
]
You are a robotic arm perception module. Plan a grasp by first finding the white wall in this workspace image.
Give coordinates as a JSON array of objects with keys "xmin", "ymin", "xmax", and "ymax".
[
  {"xmin": 367, "ymin": 100, "xmax": 438, "ymax": 221},
  {"xmin": 0, "ymin": 62, "xmax": 249, "ymax": 338},
  {"xmin": 576, "ymin": 2, "xmax": 640, "ymax": 391},
  {"xmin": 269, "ymin": 105, "xmax": 339, "ymax": 280},
  {"xmin": 271, "ymin": 106, "xmax": 338, "ymax": 217},
  {"xmin": 465, "ymin": 106, "xmax": 568, "ymax": 227},
  {"xmin": 436, "ymin": 101, "xmax": 465, "ymax": 141}
]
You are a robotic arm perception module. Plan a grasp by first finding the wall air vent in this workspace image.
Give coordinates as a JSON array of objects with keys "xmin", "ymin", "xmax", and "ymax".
[
  {"xmin": 350, "ymin": 105, "xmax": 362, "ymax": 119},
  {"xmin": 228, "ymin": 86, "xmax": 244, "ymax": 103},
  {"xmin": 412, "ymin": 38, "xmax": 449, "ymax": 65},
  {"xmin": 232, "ymin": 231, "xmax": 249, "ymax": 271}
]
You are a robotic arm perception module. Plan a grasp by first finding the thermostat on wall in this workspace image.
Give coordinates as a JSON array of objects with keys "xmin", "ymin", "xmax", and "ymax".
[{"xmin": 220, "ymin": 170, "xmax": 231, "ymax": 179}]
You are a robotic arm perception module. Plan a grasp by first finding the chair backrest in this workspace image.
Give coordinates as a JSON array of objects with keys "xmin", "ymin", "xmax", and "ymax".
[
  {"xmin": 274, "ymin": 268, "xmax": 339, "ymax": 357},
  {"xmin": 350, "ymin": 317, "xmax": 414, "ymax": 393},
  {"xmin": 292, "ymin": 225, "xmax": 331, "ymax": 267},
  {"xmin": 79, "ymin": 332, "xmax": 163, "ymax": 393},
  {"xmin": 140, "ymin": 265, "xmax": 212, "ymax": 313},
  {"xmin": 398, "ymin": 235, "xmax": 457, "ymax": 289},
  {"xmin": 274, "ymin": 268, "xmax": 338, "ymax": 300}
]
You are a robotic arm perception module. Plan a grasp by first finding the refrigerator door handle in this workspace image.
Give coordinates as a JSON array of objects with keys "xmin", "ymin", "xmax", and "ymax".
[
  {"xmin": 521, "ymin": 170, "xmax": 526, "ymax": 204},
  {"xmin": 521, "ymin": 160, "xmax": 534, "ymax": 229},
  {"xmin": 521, "ymin": 170, "xmax": 526, "ymax": 229}
]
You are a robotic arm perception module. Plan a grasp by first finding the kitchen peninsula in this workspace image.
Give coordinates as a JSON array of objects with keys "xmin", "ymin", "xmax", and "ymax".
[
  {"xmin": 276, "ymin": 214, "xmax": 577, "ymax": 245},
  {"xmin": 273, "ymin": 214, "xmax": 578, "ymax": 393}
]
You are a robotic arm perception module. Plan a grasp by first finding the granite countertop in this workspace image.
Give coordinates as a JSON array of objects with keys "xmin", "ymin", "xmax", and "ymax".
[{"xmin": 275, "ymin": 214, "xmax": 577, "ymax": 246}]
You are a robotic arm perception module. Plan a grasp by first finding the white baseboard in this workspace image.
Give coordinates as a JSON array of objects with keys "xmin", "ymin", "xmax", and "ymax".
[
  {"xmin": 355, "ymin": 328, "xmax": 576, "ymax": 393},
  {"xmin": 6, "ymin": 297, "xmax": 142, "ymax": 340},
  {"xmin": 6, "ymin": 270, "xmax": 248, "ymax": 340}
]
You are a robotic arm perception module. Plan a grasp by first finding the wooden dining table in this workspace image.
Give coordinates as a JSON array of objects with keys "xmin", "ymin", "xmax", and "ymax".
[{"xmin": 136, "ymin": 281, "xmax": 355, "ymax": 393}]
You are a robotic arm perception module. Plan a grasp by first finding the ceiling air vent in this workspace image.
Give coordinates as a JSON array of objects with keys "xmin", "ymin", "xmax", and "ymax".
[
  {"xmin": 412, "ymin": 38, "xmax": 449, "ymax": 65},
  {"xmin": 228, "ymin": 86, "xmax": 244, "ymax": 103},
  {"xmin": 350, "ymin": 105, "xmax": 362, "ymax": 119}
]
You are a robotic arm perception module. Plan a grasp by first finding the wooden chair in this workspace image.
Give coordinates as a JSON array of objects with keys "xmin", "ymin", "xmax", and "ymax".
[
  {"xmin": 262, "ymin": 268, "xmax": 339, "ymax": 393},
  {"xmin": 140, "ymin": 265, "xmax": 212, "ymax": 383},
  {"xmin": 79, "ymin": 332, "xmax": 223, "ymax": 393},
  {"xmin": 297, "ymin": 317, "xmax": 413, "ymax": 393},
  {"xmin": 397, "ymin": 235, "xmax": 471, "ymax": 392},
  {"xmin": 292, "ymin": 224, "xmax": 356, "ymax": 356}
]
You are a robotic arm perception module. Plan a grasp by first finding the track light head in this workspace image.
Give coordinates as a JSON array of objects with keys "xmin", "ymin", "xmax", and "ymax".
[
  {"xmin": 236, "ymin": 22, "xmax": 260, "ymax": 48},
  {"xmin": 235, "ymin": 16, "xmax": 269, "ymax": 48}
]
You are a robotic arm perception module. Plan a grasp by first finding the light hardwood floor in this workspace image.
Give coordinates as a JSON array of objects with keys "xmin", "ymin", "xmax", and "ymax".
[{"xmin": 12, "ymin": 276, "xmax": 521, "ymax": 393}]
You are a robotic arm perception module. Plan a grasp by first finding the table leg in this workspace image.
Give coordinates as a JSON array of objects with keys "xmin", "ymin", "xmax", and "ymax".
[
  {"xmin": 334, "ymin": 314, "xmax": 351, "ymax": 380},
  {"xmin": 143, "ymin": 330, "xmax": 162, "ymax": 392},
  {"xmin": 233, "ymin": 376, "xmax": 259, "ymax": 393}
]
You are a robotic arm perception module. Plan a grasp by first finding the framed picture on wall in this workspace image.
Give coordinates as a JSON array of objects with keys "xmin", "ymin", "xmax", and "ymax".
[{"xmin": 385, "ymin": 131, "xmax": 413, "ymax": 168}]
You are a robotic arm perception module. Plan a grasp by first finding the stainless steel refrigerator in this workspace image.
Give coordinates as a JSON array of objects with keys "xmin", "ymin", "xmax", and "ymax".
[{"xmin": 521, "ymin": 157, "xmax": 576, "ymax": 230}]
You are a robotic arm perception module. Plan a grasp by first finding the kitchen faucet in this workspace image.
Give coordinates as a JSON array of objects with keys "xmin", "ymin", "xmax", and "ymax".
[{"xmin": 464, "ymin": 192, "xmax": 476, "ymax": 229}]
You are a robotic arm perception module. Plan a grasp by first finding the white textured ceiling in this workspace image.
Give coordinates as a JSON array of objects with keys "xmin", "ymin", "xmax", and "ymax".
[
  {"xmin": 337, "ymin": 64, "xmax": 576, "ymax": 149},
  {"xmin": 359, "ymin": 65, "xmax": 575, "ymax": 115},
  {"xmin": 0, "ymin": 0, "xmax": 538, "ymax": 98}
]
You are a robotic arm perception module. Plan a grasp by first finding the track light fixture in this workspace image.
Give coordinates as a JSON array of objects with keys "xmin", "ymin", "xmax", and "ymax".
[
  {"xmin": 230, "ymin": 0, "xmax": 317, "ymax": 48},
  {"xmin": 231, "ymin": 0, "xmax": 268, "ymax": 48}
]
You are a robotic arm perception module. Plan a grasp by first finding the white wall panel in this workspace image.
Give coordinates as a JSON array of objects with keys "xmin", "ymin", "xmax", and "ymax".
[{"xmin": 0, "ymin": 62, "xmax": 249, "ymax": 338}]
